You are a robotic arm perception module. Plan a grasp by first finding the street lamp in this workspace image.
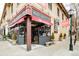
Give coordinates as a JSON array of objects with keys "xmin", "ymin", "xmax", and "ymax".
[{"xmin": 69, "ymin": 9, "xmax": 74, "ymax": 51}]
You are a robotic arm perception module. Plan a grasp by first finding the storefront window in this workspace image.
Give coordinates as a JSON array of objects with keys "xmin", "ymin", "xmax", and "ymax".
[
  {"xmin": 38, "ymin": 25, "xmax": 51, "ymax": 36},
  {"xmin": 54, "ymin": 18, "xmax": 59, "ymax": 33},
  {"xmin": 19, "ymin": 25, "xmax": 25, "ymax": 35}
]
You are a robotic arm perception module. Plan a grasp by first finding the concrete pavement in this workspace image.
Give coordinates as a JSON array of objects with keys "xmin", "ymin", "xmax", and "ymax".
[{"xmin": 0, "ymin": 37, "xmax": 79, "ymax": 56}]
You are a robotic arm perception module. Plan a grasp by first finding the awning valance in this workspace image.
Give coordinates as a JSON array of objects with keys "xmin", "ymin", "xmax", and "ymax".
[
  {"xmin": 9, "ymin": 16, "xmax": 25, "ymax": 28},
  {"xmin": 32, "ymin": 16, "xmax": 53, "ymax": 26},
  {"xmin": 9, "ymin": 15, "xmax": 53, "ymax": 28}
]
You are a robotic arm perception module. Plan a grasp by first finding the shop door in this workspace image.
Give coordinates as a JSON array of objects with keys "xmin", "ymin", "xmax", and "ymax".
[
  {"xmin": 38, "ymin": 25, "xmax": 51, "ymax": 45},
  {"xmin": 32, "ymin": 27, "xmax": 39, "ymax": 44}
]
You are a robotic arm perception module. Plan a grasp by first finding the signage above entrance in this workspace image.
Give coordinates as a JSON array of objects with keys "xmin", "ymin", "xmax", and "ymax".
[
  {"xmin": 32, "ymin": 16, "xmax": 52, "ymax": 26},
  {"xmin": 32, "ymin": 9, "xmax": 50, "ymax": 21}
]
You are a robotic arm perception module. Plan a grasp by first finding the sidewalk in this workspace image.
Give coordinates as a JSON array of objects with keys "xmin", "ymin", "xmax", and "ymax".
[{"xmin": 0, "ymin": 37, "xmax": 79, "ymax": 56}]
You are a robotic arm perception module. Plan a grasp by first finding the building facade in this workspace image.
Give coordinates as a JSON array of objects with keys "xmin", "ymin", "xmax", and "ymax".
[
  {"xmin": 0, "ymin": 3, "xmax": 69, "ymax": 50},
  {"xmin": 51, "ymin": 3, "xmax": 69, "ymax": 41}
]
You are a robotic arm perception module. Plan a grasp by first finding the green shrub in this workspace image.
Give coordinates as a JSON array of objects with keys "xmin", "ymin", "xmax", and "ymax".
[
  {"xmin": 63, "ymin": 33, "xmax": 66, "ymax": 39},
  {"xmin": 7, "ymin": 32, "xmax": 11, "ymax": 39},
  {"xmin": 3, "ymin": 35, "xmax": 7, "ymax": 40},
  {"xmin": 12, "ymin": 32, "xmax": 17, "ymax": 40},
  {"xmin": 59, "ymin": 33, "xmax": 62, "ymax": 41},
  {"xmin": 51, "ymin": 32, "xmax": 55, "ymax": 40}
]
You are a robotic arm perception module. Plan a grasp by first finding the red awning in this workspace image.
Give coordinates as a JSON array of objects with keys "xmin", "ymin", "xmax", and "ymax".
[
  {"xmin": 9, "ymin": 16, "xmax": 25, "ymax": 28},
  {"xmin": 9, "ymin": 15, "xmax": 53, "ymax": 28},
  {"xmin": 9, "ymin": 23, "xmax": 16, "ymax": 28},
  {"xmin": 16, "ymin": 17, "xmax": 25, "ymax": 24},
  {"xmin": 32, "ymin": 16, "xmax": 53, "ymax": 26}
]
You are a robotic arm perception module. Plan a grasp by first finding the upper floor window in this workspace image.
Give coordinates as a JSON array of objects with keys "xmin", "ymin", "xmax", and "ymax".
[
  {"xmin": 3, "ymin": 11, "xmax": 6, "ymax": 18},
  {"xmin": 48, "ymin": 3, "xmax": 52, "ymax": 10},
  {"xmin": 17, "ymin": 3, "xmax": 20, "ymax": 6},
  {"xmin": 57, "ymin": 8, "xmax": 60, "ymax": 17},
  {"xmin": 11, "ymin": 4, "xmax": 13, "ymax": 13},
  {"xmin": 62, "ymin": 13, "xmax": 64, "ymax": 20}
]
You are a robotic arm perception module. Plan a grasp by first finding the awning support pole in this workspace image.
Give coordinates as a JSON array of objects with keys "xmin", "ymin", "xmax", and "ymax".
[{"xmin": 25, "ymin": 15, "xmax": 32, "ymax": 51}]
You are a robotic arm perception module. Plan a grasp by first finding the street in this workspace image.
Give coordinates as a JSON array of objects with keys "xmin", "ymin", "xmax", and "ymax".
[{"xmin": 0, "ymin": 37, "xmax": 79, "ymax": 56}]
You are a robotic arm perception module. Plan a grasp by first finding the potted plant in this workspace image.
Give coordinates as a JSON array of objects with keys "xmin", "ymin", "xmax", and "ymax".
[
  {"xmin": 7, "ymin": 32, "xmax": 11, "ymax": 39},
  {"xmin": 51, "ymin": 32, "xmax": 55, "ymax": 42},
  {"xmin": 63, "ymin": 33, "xmax": 66, "ymax": 39},
  {"xmin": 12, "ymin": 31, "xmax": 17, "ymax": 44},
  {"xmin": 59, "ymin": 33, "xmax": 62, "ymax": 41},
  {"xmin": 3, "ymin": 35, "xmax": 7, "ymax": 40}
]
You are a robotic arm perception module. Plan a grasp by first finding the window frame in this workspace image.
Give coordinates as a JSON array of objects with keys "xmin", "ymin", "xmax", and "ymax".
[
  {"xmin": 48, "ymin": 3, "xmax": 52, "ymax": 10},
  {"xmin": 11, "ymin": 4, "xmax": 13, "ymax": 13},
  {"xmin": 57, "ymin": 8, "xmax": 60, "ymax": 17},
  {"xmin": 62, "ymin": 13, "xmax": 64, "ymax": 20}
]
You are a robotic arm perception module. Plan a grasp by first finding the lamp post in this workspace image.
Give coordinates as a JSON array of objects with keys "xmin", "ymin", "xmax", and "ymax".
[{"xmin": 69, "ymin": 9, "xmax": 74, "ymax": 51}]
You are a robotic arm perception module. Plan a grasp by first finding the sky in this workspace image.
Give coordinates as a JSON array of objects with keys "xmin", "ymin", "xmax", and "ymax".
[
  {"xmin": 0, "ymin": 3, "xmax": 5, "ymax": 19},
  {"xmin": 63, "ymin": 3, "xmax": 71, "ymax": 12}
]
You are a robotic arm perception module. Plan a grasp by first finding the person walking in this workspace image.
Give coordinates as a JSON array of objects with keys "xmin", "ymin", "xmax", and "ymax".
[
  {"xmin": 74, "ymin": 30, "xmax": 77, "ymax": 45},
  {"xmin": 74, "ymin": 35, "xmax": 77, "ymax": 45},
  {"xmin": 0, "ymin": 33, "xmax": 4, "ymax": 41}
]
